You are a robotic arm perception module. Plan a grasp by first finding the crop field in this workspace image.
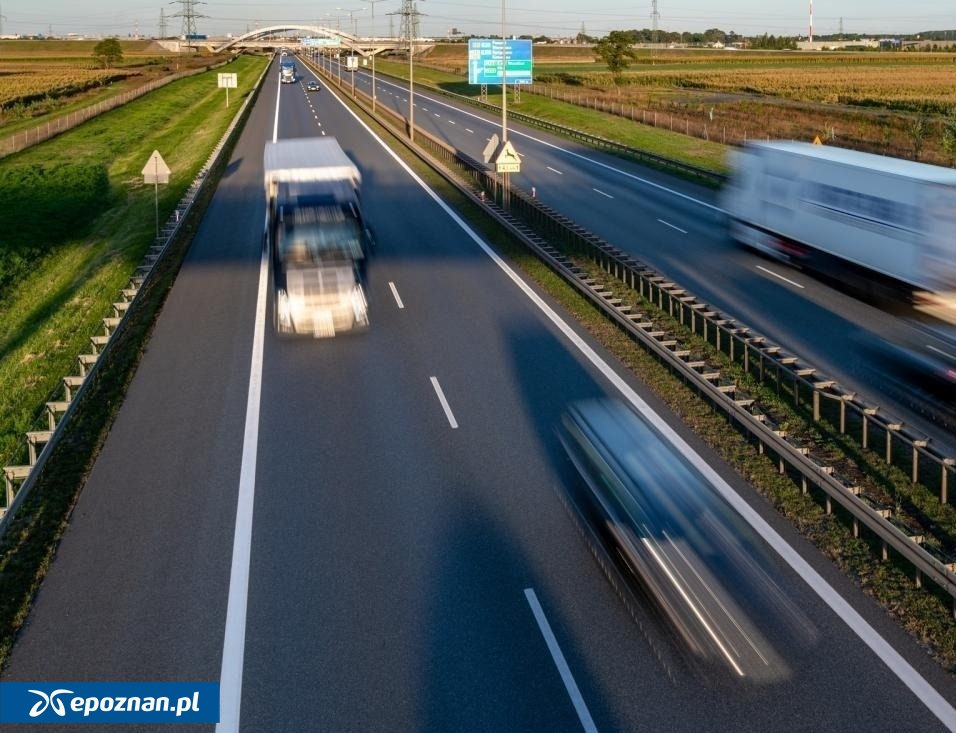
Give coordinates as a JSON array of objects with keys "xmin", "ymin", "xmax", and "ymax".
[{"xmin": 0, "ymin": 40, "xmax": 226, "ymax": 128}]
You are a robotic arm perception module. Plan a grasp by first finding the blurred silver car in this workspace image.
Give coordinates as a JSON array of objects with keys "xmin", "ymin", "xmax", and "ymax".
[
  {"xmin": 306, "ymin": 80, "xmax": 320, "ymax": 92},
  {"xmin": 559, "ymin": 398, "xmax": 816, "ymax": 684}
]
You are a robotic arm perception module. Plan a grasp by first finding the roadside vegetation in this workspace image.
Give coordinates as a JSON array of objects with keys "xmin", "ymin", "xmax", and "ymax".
[
  {"xmin": 407, "ymin": 44, "xmax": 956, "ymax": 166},
  {"xmin": 0, "ymin": 40, "xmax": 231, "ymax": 135},
  {"xmin": 0, "ymin": 53, "xmax": 268, "ymax": 469},
  {"xmin": 0, "ymin": 50, "xmax": 268, "ymax": 668}
]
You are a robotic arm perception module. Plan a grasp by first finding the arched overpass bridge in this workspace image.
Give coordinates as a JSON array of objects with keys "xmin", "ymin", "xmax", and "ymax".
[{"xmin": 212, "ymin": 24, "xmax": 432, "ymax": 56}]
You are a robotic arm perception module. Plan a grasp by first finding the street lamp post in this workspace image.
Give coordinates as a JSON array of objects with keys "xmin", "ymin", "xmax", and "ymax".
[
  {"xmin": 363, "ymin": 0, "xmax": 386, "ymax": 112},
  {"xmin": 409, "ymin": 34, "xmax": 415, "ymax": 141},
  {"xmin": 501, "ymin": 0, "xmax": 509, "ymax": 209}
]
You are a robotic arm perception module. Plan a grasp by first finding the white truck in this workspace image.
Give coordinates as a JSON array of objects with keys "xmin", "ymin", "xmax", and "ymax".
[
  {"xmin": 264, "ymin": 138, "xmax": 371, "ymax": 337},
  {"xmin": 722, "ymin": 141, "xmax": 956, "ymax": 320},
  {"xmin": 279, "ymin": 58, "xmax": 296, "ymax": 84}
]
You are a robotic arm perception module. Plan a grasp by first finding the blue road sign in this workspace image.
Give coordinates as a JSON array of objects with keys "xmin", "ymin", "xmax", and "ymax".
[{"xmin": 468, "ymin": 39, "xmax": 532, "ymax": 85}]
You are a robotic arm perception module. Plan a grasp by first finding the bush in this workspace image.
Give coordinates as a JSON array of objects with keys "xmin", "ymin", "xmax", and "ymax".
[{"xmin": 0, "ymin": 162, "xmax": 111, "ymax": 298}]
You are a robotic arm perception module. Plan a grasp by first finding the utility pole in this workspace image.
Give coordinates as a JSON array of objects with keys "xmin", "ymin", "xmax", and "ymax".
[
  {"xmin": 390, "ymin": 0, "xmax": 424, "ymax": 141},
  {"xmin": 168, "ymin": 0, "xmax": 207, "ymax": 44},
  {"xmin": 159, "ymin": 9, "xmax": 168, "ymax": 39},
  {"xmin": 363, "ymin": 0, "xmax": 386, "ymax": 111},
  {"xmin": 651, "ymin": 0, "xmax": 660, "ymax": 45},
  {"xmin": 0, "ymin": 3, "xmax": 6, "ymax": 37}
]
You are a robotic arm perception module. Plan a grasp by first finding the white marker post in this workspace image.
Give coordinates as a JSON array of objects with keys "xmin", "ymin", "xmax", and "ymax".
[
  {"xmin": 141, "ymin": 150, "xmax": 171, "ymax": 239},
  {"xmin": 218, "ymin": 72, "xmax": 238, "ymax": 107}
]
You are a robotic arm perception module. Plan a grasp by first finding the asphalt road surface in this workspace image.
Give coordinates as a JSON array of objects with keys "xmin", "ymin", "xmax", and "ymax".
[{"xmin": 3, "ymin": 56, "xmax": 955, "ymax": 733}]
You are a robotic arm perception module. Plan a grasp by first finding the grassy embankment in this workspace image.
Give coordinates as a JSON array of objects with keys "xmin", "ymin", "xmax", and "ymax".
[
  {"xmin": 0, "ymin": 39, "xmax": 232, "ymax": 137},
  {"xmin": 0, "ymin": 57, "xmax": 266, "ymax": 665},
  {"xmin": 0, "ymin": 51, "xmax": 269, "ymax": 668},
  {"xmin": 0, "ymin": 53, "xmax": 267, "ymax": 471}
]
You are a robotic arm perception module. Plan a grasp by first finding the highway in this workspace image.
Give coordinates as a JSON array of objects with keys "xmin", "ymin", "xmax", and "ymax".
[
  {"xmin": 2, "ymin": 56, "xmax": 955, "ymax": 732},
  {"xmin": 327, "ymin": 56, "xmax": 956, "ymax": 454}
]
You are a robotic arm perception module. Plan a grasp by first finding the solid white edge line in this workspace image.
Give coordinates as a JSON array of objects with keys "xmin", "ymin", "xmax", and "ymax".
[
  {"xmin": 216, "ymin": 233, "xmax": 269, "ymax": 733},
  {"xmin": 429, "ymin": 376, "xmax": 458, "ymax": 429},
  {"xmin": 756, "ymin": 264, "xmax": 805, "ymax": 289},
  {"xmin": 524, "ymin": 588, "xmax": 599, "ymax": 733},
  {"xmin": 323, "ymin": 79, "xmax": 956, "ymax": 732},
  {"xmin": 271, "ymin": 70, "xmax": 281, "ymax": 143},
  {"xmin": 388, "ymin": 281, "xmax": 405, "ymax": 309}
]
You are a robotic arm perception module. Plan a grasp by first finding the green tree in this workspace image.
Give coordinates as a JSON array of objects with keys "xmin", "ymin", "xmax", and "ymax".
[
  {"xmin": 594, "ymin": 30, "xmax": 638, "ymax": 86},
  {"xmin": 92, "ymin": 37, "xmax": 123, "ymax": 69}
]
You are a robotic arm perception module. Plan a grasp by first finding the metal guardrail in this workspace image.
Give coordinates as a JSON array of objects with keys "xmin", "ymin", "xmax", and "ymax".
[
  {"xmin": 315, "ymin": 59, "xmax": 956, "ymax": 609},
  {"xmin": 0, "ymin": 59, "xmax": 271, "ymax": 536}
]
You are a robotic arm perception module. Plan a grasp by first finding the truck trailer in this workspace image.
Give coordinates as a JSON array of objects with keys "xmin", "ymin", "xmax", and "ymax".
[
  {"xmin": 722, "ymin": 141, "xmax": 956, "ymax": 320},
  {"xmin": 264, "ymin": 138, "xmax": 371, "ymax": 337}
]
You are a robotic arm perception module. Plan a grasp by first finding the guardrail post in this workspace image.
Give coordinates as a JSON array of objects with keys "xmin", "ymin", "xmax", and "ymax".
[
  {"xmin": 943, "ymin": 460, "xmax": 954, "ymax": 504},
  {"xmin": 862, "ymin": 408, "xmax": 878, "ymax": 449},
  {"xmin": 886, "ymin": 423, "xmax": 902, "ymax": 465},
  {"xmin": 912, "ymin": 441, "xmax": 927, "ymax": 484}
]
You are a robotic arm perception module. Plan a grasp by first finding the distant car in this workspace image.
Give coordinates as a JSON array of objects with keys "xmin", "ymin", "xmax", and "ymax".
[{"xmin": 306, "ymin": 81, "xmax": 320, "ymax": 92}]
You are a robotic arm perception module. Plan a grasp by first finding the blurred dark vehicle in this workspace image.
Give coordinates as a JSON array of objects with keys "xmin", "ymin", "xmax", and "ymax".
[{"xmin": 559, "ymin": 398, "xmax": 816, "ymax": 684}]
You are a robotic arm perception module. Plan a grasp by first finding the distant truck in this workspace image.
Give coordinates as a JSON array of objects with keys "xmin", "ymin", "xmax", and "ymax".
[
  {"xmin": 279, "ymin": 58, "xmax": 296, "ymax": 84},
  {"xmin": 264, "ymin": 138, "xmax": 371, "ymax": 337},
  {"xmin": 722, "ymin": 141, "xmax": 956, "ymax": 319}
]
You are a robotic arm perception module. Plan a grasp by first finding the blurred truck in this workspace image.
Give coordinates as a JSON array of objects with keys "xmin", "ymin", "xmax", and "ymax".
[
  {"xmin": 264, "ymin": 138, "xmax": 371, "ymax": 337},
  {"xmin": 722, "ymin": 141, "xmax": 956, "ymax": 321}
]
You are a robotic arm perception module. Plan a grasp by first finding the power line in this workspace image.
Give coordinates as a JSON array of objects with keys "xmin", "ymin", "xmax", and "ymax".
[{"xmin": 168, "ymin": 0, "xmax": 206, "ymax": 39}]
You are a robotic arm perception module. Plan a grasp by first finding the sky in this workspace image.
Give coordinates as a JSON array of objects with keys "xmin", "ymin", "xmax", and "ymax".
[{"xmin": 3, "ymin": 1, "xmax": 956, "ymax": 40}]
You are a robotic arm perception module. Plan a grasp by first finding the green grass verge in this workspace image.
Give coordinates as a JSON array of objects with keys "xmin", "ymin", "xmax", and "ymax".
[
  {"xmin": 0, "ymin": 55, "xmax": 267, "ymax": 671},
  {"xmin": 0, "ymin": 53, "xmax": 269, "ymax": 467}
]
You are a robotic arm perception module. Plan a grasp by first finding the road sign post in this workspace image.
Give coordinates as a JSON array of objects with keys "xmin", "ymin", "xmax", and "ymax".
[
  {"xmin": 141, "ymin": 150, "xmax": 171, "ymax": 239},
  {"xmin": 218, "ymin": 72, "xmax": 237, "ymax": 107}
]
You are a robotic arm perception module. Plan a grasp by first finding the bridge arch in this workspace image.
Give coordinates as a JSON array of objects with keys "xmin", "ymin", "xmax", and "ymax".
[{"xmin": 214, "ymin": 25, "xmax": 363, "ymax": 54}]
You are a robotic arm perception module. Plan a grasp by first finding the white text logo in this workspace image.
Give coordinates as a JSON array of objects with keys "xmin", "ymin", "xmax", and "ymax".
[{"xmin": 28, "ymin": 688, "xmax": 73, "ymax": 717}]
